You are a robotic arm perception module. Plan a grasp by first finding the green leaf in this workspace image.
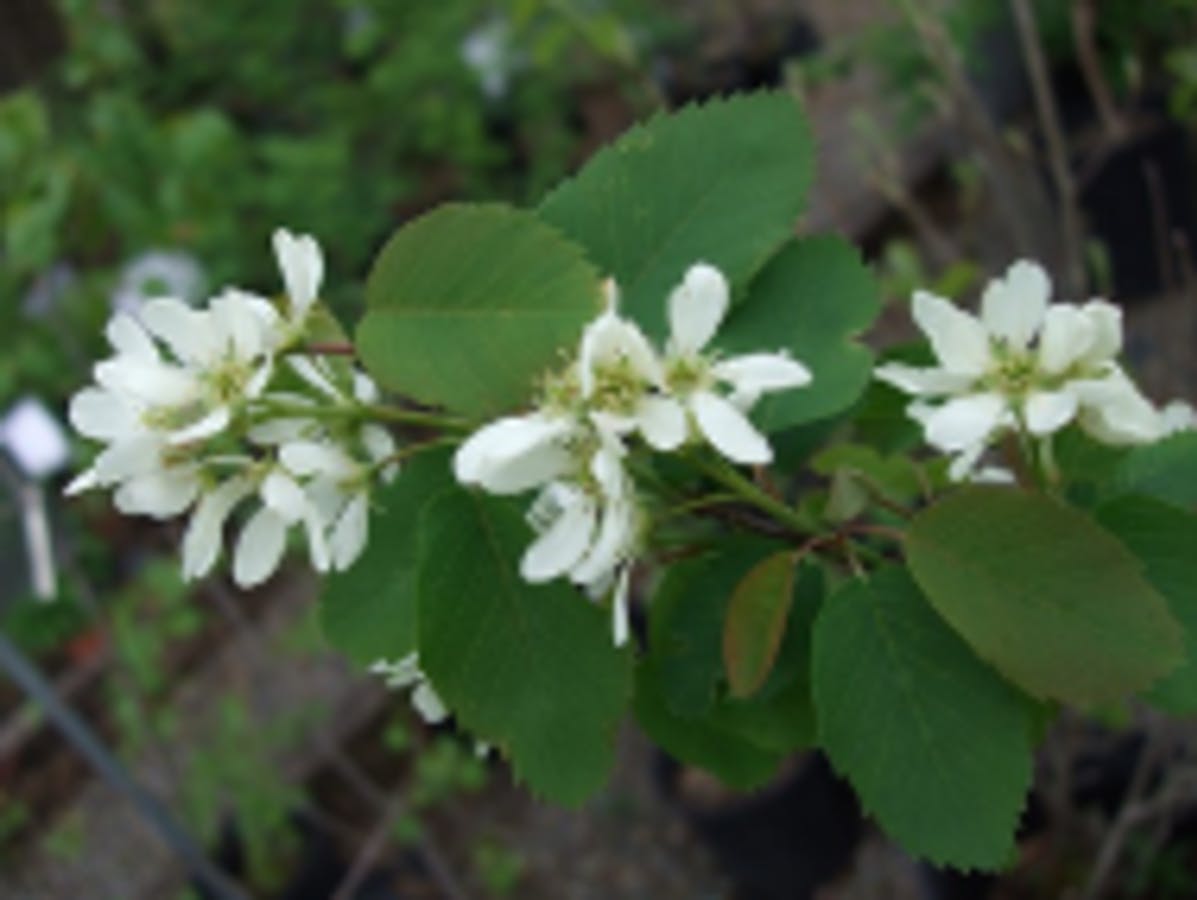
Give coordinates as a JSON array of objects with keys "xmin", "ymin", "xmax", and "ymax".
[
  {"xmin": 1096, "ymin": 496, "xmax": 1197, "ymax": 714},
  {"xmin": 417, "ymin": 490, "xmax": 631, "ymax": 804},
  {"xmin": 1108, "ymin": 432, "xmax": 1197, "ymax": 508},
  {"xmin": 538, "ymin": 92, "xmax": 813, "ymax": 339},
  {"xmin": 632, "ymin": 662, "xmax": 782, "ymax": 790},
  {"xmin": 650, "ymin": 538, "xmax": 782, "ymax": 716},
  {"xmin": 810, "ymin": 443, "xmax": 922, "ymax": 506},
  {"xmin": 724, "ymin": 551, "xmax": 796, "ymax": 698},
  {"xmin": 320, "ymin": 450, "xmax": 453, "ymax": 665},
  {"xmin": 358, "ymin": 203, "xmax": 601, "ymax": 418},
  {"xmin": 905, "ymin": 487, "xmax": 1183, "ymax": 705},
  {"xmin": 813, "ymin": 567, "xmax": 1033, "ymax": 869},
  {"xmin": 635, "ymin": 556, "xmax": 821, "ymax": 786},
  {"xmin": 718, "ymin": 237, "xmax": 881, "ymax": 430}
]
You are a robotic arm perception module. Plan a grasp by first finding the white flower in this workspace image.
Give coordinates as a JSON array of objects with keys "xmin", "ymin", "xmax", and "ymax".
[
  {"xmin": 181, "ymin": 473, "xmax": 255, "ymax": 580},
  {"xmin": 876, "ymin": 260, "xmax": 1167, "ymax": 478},
  {"xmin": 656, "ymin": 263, "xmax": 812, "ymax": 465},
  {"xmin": 65, "ymin": 292, "xmax": 277, "ymax": 513},
  {"xmin": 231, "ymin": 467, "xmax": 331, "ymax": 588},
  {"xmin": 454, "ymin": 411, "xmax": 579, "ymax": 495},
  {"xmin": 577, "ymin": 280, "xmax": 687, "ymax": 451},
  {"xmin": 280, "ymin": 425, "xmax": 394, "ymax": 573},
  {"xmin": 371, "ymin": 654, "xmax": 449, "ymax": 724},
  {"xmin": 522, "ymin": 431, "xmax": 640, "ymax": 646},
  {"xmin": 220, "ymin": 228, "xmax": 324, "ymax": 352}
]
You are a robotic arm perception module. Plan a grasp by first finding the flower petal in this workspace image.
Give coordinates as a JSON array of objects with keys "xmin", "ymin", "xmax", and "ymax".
[
  {"xmin": 636, "ymin": 395, "xmax": 687, "ymax": 451},
  {"xmin": 353, "ymin": 371, "xmax": 380, "ymax": 404},
  {"xmin": 668, "ymin": 263, "xmax": 729, "ymax": 355},
  {"xmin": 69, "ymin": 388, "xmax": 137, "ymax": 440},
  {"xmin": 712, "ymin": 352, "xmax": 812, "ymax": 397},
  {"xmin": 690, "ymin": 390, "xmax": 772, "ymax": 465},
  {"xmin": 139, "ymin": 297, "xmax": 219, "ymax": 364},
  {"xmin": 1023, "ymin": 390, "xmax": 1078, "ymax": 436},
  {"xmin": 453, "ymin": 414, "xmax": 573, "ymax": 494},
  {"xmin": 921, "ymin": 392, "xmax": 1007, "ymax": 451},
  {"xmin": 95, "ymin": 357, "xmax": 198, "ymax": 407},
  {"xmin": 166, "ymin": 406, "xmax": 231, "ymax": 446},
  {"xmin": 281, "ymin": 440, "xmax": 355, "ymax": 479},
  {"xmin": 182, "ymin": 477, "xmax": 252, "ymax": 580},
  {"xmin": 331, "ymin": 492, "xmax": 369, "ymax": 571},
  {"xmin": 912, "ymin": 291, "xmax": 992, "ymax": 377},
  {"xmin": 273, "ymin": 228, "xmax": 324, "ymax": 318},
  {"xmin": 1080, "ymin": 300, "xmax": 1122, "ymax": 365},
  {"xmin": 261, "ymin": 469, "xmax": 309, "ymax": 522},
  {"xmin": 210, "ymin": 292, "xmax": 268, "ymax": 362},
  {"xmin": 92, "ymin": 434, "xmax": 162, "ymax": 482},
  {"xmin": 1161, "ymin": 400, "xmax": 1197, "ymax": 435},
  {"xmin": 304, "ymin": 504, "xmax": 332, "ymax": 573},
  {"xmin": 571, "ymin": 498, "xmax": 634, "ymax": 586},
  {"xmin": 874, "ymin": 363, "xmax": 975, "ymax": 397},
  {"xmin": 288, "ymin": 356, "xmax": 343, "ymax": 400},
  {"xmin": 1038, "ymin": 305, "xmax": 1097, "ymax": 376},
  {"xmin": 233, "ymin": 506, "xmax": 288, "ymax": 588},
  {"xmin": 521, "ymin": 491, "xmax": 596, "ymax": 582},
  {"xmin": 611, "ymin": 567, "xmax": 631, "ymax": 648},
  {"xmin": 579, "ymin": 309, "xmax": 662, "ymax": 395},
  {"xmin": 360, "ymin": 424, "xmax": 396, "ymax": 467},
  {"xmin": 114, "ymin": 468, "xmax": 199, "ymax": 519},
  {"xmin": 980, "ymin": 260, "xmax": 1050, "ymax": 349},
  {"xmin": 1072, "ymin": 368, "xmax": 1164, "ymax": 445},
  {"xmin": 412, "ymin": 683, "xmax": 449, "ymax": 724},
  {"xmin": 105, "ymin": 313, "xmax": 158, "ymax": 361}
]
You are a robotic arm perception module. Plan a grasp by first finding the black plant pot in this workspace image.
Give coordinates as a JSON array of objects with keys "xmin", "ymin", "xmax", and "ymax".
[
  {"xmin": 654, "ymin": 750, "xmax": 862, "ymax": 900},
  {"xmin": 196, "ymin": 811, "xmax": 346, "ymax": 900},
  {"xmin": 1080, "ymin": 117, "xmax": 1197, "ymax": 301}
]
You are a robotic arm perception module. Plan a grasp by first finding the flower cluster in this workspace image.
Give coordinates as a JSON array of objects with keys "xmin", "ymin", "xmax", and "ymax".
[
  {"xmin": 67, "ymin": 230, "xmax": 397, "ymax": 588},
  {"xmin": 876, "ymin": 260, "xmax": 1185, "ymax": 480},
  {"xmin": 454, "ymin": 262, "xmax": 812, "ymax": 645}
]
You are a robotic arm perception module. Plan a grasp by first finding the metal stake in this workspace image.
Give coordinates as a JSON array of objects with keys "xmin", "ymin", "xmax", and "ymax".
[{"xmin": 0, "ymin": 631, "xmax": 248, "ymax": 900}]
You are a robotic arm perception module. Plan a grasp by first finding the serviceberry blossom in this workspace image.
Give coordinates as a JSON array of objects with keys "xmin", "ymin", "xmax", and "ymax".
[
  {"xmin": 455, "ymin": 261, "xmax": 812, "ymax": 645},
  {"xmin": 65, "ymin": 291, "xmax": 276, "ymax": 511},
  {"xmin": 876, "ymin": 260, "xmax": 1169, "ymax": 479},
  {"xmin": 68, "ymin": 229, "xmax": 398, "ymax": 590},
  {"xmin": 656, "ymin": 264, "xmax": 812, "ymax": 465}
]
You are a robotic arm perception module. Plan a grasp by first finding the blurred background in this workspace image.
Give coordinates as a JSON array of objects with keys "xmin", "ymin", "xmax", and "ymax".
[{"xmin": 1, "ymin": 0, "xmax": 1195, "ymax": 897}]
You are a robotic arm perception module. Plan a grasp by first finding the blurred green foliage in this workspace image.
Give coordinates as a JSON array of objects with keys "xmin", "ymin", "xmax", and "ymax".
[{"xmin": 0, "ymin": 0, "xmax": 676, "ymax": 409}]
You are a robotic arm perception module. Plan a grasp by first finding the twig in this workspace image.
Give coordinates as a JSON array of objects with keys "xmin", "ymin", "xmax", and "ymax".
[
  {"xmin": 331, "ymin": 787, "xmax": 470, "ymax": 900},
  {"xmin": 1071, "ymin": 0, "xmax": 1126, "ymax": 143},
  {"xmin": 892, "ymin": 0, "xmax": 1045, "ymax": 257},
  {"xmin": 303, "ymin": 342, "xmax": 356, "ymax": 357},
  {"xmin": 1010, "ymin": 0, "xmax": 1087, "ymax": 296},
  {"xmin": 1084, "ymin": 718, "xmax": 1187, "ymax": 899}
]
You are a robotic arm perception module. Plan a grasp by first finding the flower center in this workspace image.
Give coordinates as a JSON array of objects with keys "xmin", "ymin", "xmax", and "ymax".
[
  {"xmin": 986, "ymin": 347, "xmax": 1040, "ymax": 398},
  {"xmin": 203, "ymin": 355, "xmax": 256, "ymax": 405},
  {"xmin": 142, "ymin": 399, "xmax": 208, "ymax": 432},
  {"xmin": 664, "ymin": 354, "xmax": 712, "ymax": 397},
  {"xmin": 539, "ymin": 365, "xmax": 582, "ymax": 416},
  {"xmin": 591, "ymin": 355, "xmax": 650, "ymax": 416}
]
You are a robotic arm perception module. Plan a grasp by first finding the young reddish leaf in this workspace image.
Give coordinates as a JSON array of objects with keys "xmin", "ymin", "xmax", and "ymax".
[{"xmin": 724, "ymin": 550, "xmax": 797, "ymax": 698}]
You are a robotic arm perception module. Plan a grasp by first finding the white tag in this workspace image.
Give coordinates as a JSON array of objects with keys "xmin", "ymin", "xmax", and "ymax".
[
  {"xmin": 19, "ymin": 482, "xmax": 57, "ymax": 601},
  {"xmin": 1, "ymin": 398, "xmax": 70, "ymax": 480}
]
